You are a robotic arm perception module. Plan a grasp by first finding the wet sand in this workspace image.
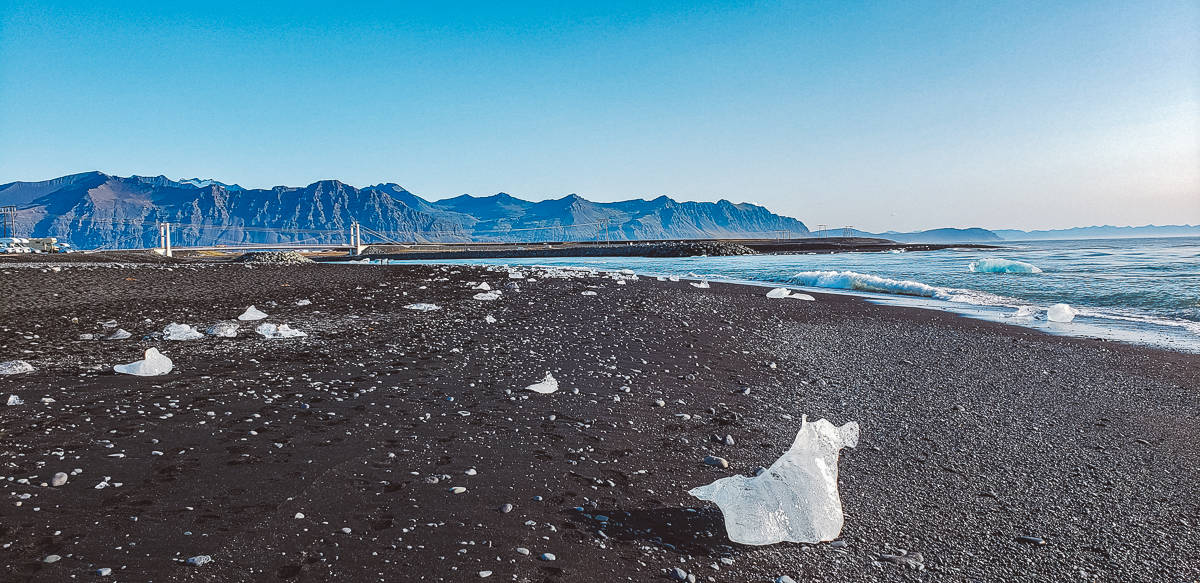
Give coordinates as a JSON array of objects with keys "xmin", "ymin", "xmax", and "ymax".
[{"xmin": 1, "ymin": 262, "xmax": 1197, "ymax": 582}]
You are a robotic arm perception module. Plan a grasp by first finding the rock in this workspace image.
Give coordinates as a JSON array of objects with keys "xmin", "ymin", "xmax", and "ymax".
[
  {"xmin": 1015, "ymin": 535, "xmax": 1047, "ymax": 545},
  {"xmin": 878, "ymin": 551, "xmax": 924, "ymax": 571},
  {"xmin": 703, "ymin": 455, "xmax": 729, "ymax": 468},
  {"xmin": 499, "ymin": 503, "xmax": 514, "ymax": 513},
  {"xmin": 669, "ymin": 567, "xmax": 689, "ymax": 581},
  {"xmin": 51, "ymin": 472, "xmax": 68, "ymax": 487}
]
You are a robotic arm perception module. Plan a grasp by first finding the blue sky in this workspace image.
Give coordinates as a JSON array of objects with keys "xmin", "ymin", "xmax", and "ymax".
[{"xmin": 1, "ymin": 1, "xmax": 1196, "ymax": 231}]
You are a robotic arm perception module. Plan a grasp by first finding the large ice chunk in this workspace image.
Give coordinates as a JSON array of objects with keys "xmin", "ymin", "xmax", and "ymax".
[
  {"xmin": 207, "ymin": 322, "xmax": 240, "ymax": 338},
  {"xmin": 255, "ymin": 323, "xmax": 307, "ymax": 339},
  {"xmin": 473, "ymin": 291, "xmax": 502, "ymax": 301},
  {"xmin": 1046, "ymin": 303, "xmax": 1076, "ymax": 323},
  {"xmin": 114, "ymin": 348, "xmax": 173, "ymax": 376},
  {"xmin": 0, "ymin": 360, "xmax": 35, "ymax": 375},
  {"xmin": 968, "ymin": 258, "xmax": 1043, "ymax": 274},
  {"xmin": 238, "ymin": 306, "xmax": 269, "ymax": 321},
  {"xmin": 689, "ymin": 416, "xmax": 859, "ymax": 545},
  {"xmin": 766, "ymin": 287, "xmax": 792, "ymax": 299},
  {"xmin": 163, "ymin": 323, "xmax": 203, "ymax": 341}
]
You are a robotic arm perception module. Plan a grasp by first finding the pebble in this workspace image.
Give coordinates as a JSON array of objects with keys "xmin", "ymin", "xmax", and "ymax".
[
  {"xmin": 499, "ymin": 503, "xmax": 514, "ymax": 513},
  {"xmin": 669, "ymin": 567, "xmax": 690, "ymax": 581},
  {"xmin": 51, "ymin": 472, "xmax": 68, "ymax": 487},
  {"xmin": 449, "ymin": 486, "xmax": 467, "ymax": 494},
  {"xmin": 703, "ymin": 455, "xmax": 729, "ymax": 468},
  {"xmin": 1015, "ymin": 535, "xmax": 1046, "ymax": 545}
]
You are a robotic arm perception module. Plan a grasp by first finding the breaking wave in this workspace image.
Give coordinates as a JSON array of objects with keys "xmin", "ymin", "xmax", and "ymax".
[
  {"xmin": 968, "ymin": 258, "xmax": 1043, "ymax": 273},
  {"xmin": 789, "ymin": 270, "xmax": 956, "ymax": 300}
]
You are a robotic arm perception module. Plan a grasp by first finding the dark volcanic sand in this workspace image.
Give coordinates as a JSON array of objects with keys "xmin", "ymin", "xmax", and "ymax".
[{"xmin": 0, "ymin": 262, "xmax": 1197, "ymax": 582}]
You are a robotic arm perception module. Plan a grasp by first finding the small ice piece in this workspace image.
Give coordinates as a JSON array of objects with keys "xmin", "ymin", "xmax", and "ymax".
[
  {"xmin": 473, "ymin": 291, "xmax": 502, "ymax": 301},
  {"xmin": 581, "ymin": 291, "xmax": 598, "ymax": 296},
  {"xmin": 6, "ymin": 394, "xmax": 23, "ymax": 406},
  {"xmin": 766, "ymin": 287, "xmax": 792, "ymax": 299},
  {"xmin": 689, "ymin": 416, "xmax": 859, "ymax": 545},
  {"xmin": 473, "ymin": 282, "xmax": 492, "ymax": 291},
  {"xmin": 405, "ymin": 303, "xmax": 442, "ymax": 311},
  {"xmin": 1013, "ymin": 305, "xmax": 1038, "ymax": 318},
  {"xmin": 508, "ymin": 272, "xmax": 525, "ymax": 279},
  {"xmin": 113, "ymin": 348, "xmax": 174, "ymax": 376},
  {"xmin": 968, "ymin": 258, "xmax": 1043, "ymax": 274},
  {"xmin": 104, "ymin": 328, "xmax": 132, "ymax": 341},
  {"xmin": 295, "ymin": 299, "xmax": 312, "ymax": 306},
  {"xmin": 255, "ymin": 323, "xmax": 307, "ymax": 339},
  {"xmin": 0, "ymin": 360, "xmax": 36, "ymax": 375},
  {"xmin": 162, "ymin": 323, "xmax": 203, "ymax": 341},
  {"xmin": 186, "ymin": 555, "xmax": 212, "ymax": 567},
  {"xmin": 207, "ymin": 322, "xmax": 240, "ymax": 338},
  {"xmin": 690, "ymin": 281, "xmax": 711, "ymax": 289},
  {"xmin": 485, "ymin": 315, "xmax": 497, "ymax": 324},
  {"xmin": 524, "ymin": 373, "xmax": 559, "ymax": 394},
  {"xmin": 1046, "ymin": 303, "xmax": 1076, "ymax": 323},
  {"xmin": 238, "ymin": 306, "xmax": 269, "ymax": 321},
  {"xmin": 788, "ymin": 293, "xmax": 816, "ymax": 301}
]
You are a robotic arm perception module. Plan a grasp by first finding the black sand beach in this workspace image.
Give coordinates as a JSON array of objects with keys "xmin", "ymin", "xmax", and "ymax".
[{"xmin": 1, "ymin": 261, "xmax": 1197, "ymax": 582}]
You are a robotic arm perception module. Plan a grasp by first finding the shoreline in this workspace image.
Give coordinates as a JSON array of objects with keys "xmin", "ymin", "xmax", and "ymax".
[{"xmin": 1, "ymin": 263, "xmax": 1197, "ymax": 581}]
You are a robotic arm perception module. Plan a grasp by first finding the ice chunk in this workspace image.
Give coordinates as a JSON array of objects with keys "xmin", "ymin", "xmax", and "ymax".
[
  {"xmin": 162, "ymin": 323, "xmax": 203, "ymax": 341},
  {"xmin": 1046, "ymin": 303, "xmax": 1076, "ymax": 323},
  {"xmin": 238, "ymin": 306, "xmax": 269, "ymax": 321},
  {"xmin": 473, "ymin": 282, "xmax": 492, "ymax": 291},
  {"xmin": 6, "ymin": 394, "xmax": 24, "ymax": 406},
  {"xmin": 473, "ymin": 291, "xmax": 502, "ymax": 301},
  {"xmin": 689, "ymin": 416, "xmax": 859, "ymax": 545},
  {"xmin": 485, "ymin": 315, "xmax": 497, "ymax": 324},
  {"xmin": 104, "ymin": 329, "xmax": 132, "ymax": 341},
  {"xmin": 113, "ymin": 348, "xmax": 173, "ymax": 376},
  {"xmin": 295, "ymin": 299, "xmax": 312, "ymax": 306},
  {"xmin": 255, "ymin": 323, "xmax": 307, "ymax": 339},
  {"xmin": 968, "ymin": 258, "xmax": 1043, "ymax": 274},
  {"xmin": 788, "ymin": 293, "xmax": 816, "ymax": 301},
  {"xmin": 690, "ymin": 281, "xmax": 711, "ymax": 289},
  {"xmin": 0, "ymin": 360, "xmax": 36, "ymax": 375},
  {"xmin": 523, "ymin": 373, "xmax": 559, "ymax": 394},
  {"xmin": 766, "ymin": 287, "xmax": 792, "ymax": 299},
  {"xmin": 405, "ymin": 303, "xmax": 441, "ymax": 311},
  {"xmin": 207, "ymin": 322, "xmax": 240, "ymax": 338},
  {"xmin": 581, "ymin": 291, "xmax": 597, "ymax": 296}
]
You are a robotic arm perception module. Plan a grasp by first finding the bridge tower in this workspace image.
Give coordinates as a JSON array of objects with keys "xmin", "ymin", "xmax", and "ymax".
[
  {"xmin": 157, "ymin": 222, "xmax": 173, "ymax": 257},
  {"xmin": 1, "ymin": 206, "xmax": 16, "ymax": 238},
  {"xmin": 349, "ymin": 221, "xmax": 364, "ymax": 256}
]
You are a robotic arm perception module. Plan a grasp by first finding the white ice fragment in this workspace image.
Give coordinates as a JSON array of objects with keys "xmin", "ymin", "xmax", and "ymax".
[
  {"xmin": 473, "ymin": 291, "xmax": 502, "ymax": 301},
  {"xmin": 113, "ymin": 348, "xmax": 174, "ymax": 376},
  {"xmin": 1046, "ymin": 303, "xmax": 1076, "ymax": 323},
  {"xmin": 405, "ymin": 303, "xmax": 442, "ymax": 311},
  {"xmin": 473, "ymin": 282, "xmax": 492, "ymax": 291},
  {"xmin": 523, "ymin": 373, "xmax": 559, "ymax": 394},
  {"xmin": 6, "ymin": 394, "xmax": 23, "ymax": 406},
  {"xmin": 968, "ymin": 258, "xmax": 1043, "ymax": 274},
  {"xmin": 0, "ymin": 360, "xmax": 36, "ymax": 375},
  {"xmin": 255, "ymin": 323, "xmax": 307, "ymax": 339},
  {"xmin": 787, "ymin": 293, "xmax": 816, "ymax": 301},
  {"xmin": 485, "ymin": 315, "xmax": 497, "ymax": 324},
  {"xmin": 104, "ymin": 329, "xmax": 132, "ymax": 340},
  {"xmin": 581, "ymin": 291, "xmax": 598, "ymax": 296},
  {"xmin": 207, "ymin": 322, "xmax": 240, "ymax": 338},
  {"xmin": 163, "ymin": 323, "xmax": 203, "ymax": 341},
  {"xmin": 238, "ymin": 306, "xmax": 269, "ymax": 321},
  {"xmin": 295, "ymin": 299, "xmax": 312, "ymax": 306},
  {"xmin": 689, "ymin": 416, "xmax": 859, "ymax": 545},
  {"xmin": 690, "ymin": 281, "xmax": 711, "ymax": 289},
  {"xmin": 766, "ymin": 287, "xmax": 792, "ymax": 299}
]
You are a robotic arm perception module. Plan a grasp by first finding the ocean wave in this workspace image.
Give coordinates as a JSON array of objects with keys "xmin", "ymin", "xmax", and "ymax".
[
  {"xmin": 968, "ymin": 258, "xmax": 1043, "ymax": 273},
  {"xmin": 789, "ymin": 270, "xmax": 955, "ymax": 299}
]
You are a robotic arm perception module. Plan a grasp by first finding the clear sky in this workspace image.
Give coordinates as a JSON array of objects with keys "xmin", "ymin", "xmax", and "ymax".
[{"xmin": 1, "ymin": 1, "xmax": 1196, "ymax": 231}]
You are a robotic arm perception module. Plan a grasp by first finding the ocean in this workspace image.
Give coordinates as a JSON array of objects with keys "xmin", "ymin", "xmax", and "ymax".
[{"xmin": 387, "ymin": 236, "xmax": 1200, "ymax": 353}]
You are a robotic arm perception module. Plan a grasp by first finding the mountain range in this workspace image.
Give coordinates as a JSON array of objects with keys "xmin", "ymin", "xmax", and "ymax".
[
  {"xmin": 2, "ymin": 172, "xmax": 1197, "ymax": 249},
  {"xmin": 0, "ymin": 172, "xmax": 811, "ymax": 248}
]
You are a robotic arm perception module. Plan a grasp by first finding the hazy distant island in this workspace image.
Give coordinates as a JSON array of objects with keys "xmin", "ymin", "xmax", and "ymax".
[{"xmin": 1, "ymin": 172, "xmax": 1197, "ymax": 251}]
